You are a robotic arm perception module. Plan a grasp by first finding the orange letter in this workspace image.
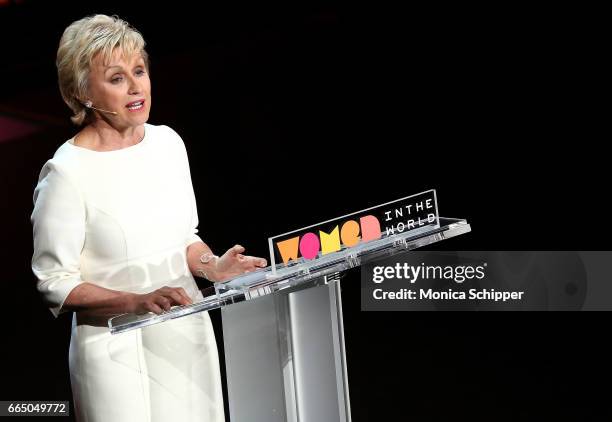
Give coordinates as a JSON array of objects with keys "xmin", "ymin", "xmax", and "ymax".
[
  {"xmin": 276, "ymin": 236, "xmax": 300, "ymax": 264},
  {"xmin": 340, "ymin": 220, "xmax": 360, "ymax": 247}
]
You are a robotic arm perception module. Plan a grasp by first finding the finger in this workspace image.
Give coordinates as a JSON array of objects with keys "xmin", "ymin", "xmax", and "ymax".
[
  {"xmin": 155, "ymin": 296, "xmax": 172, "ymax": 311},
  {"xmin": 243, "ymin": 262, "xmax": 260, "ymax": 272},
  {"xmin": 168, "ymin": 289, "xmax": 191, "ymax": 306},
  {"xmin": 245, "ymin": 256, "xmax": 267, "ymax": 267},
  {"xmin": 231, "ymin": 245, "xmax": 245, "ymax": 256},
  {"xmin": 165, "ymin": 290, "xmax": 183, "ymax": 305},
  {"xmin": 157, "ymin": 287, "xmax": 191, "ymax": 306},
  {"xmin": 146, "ymin": 302, "xmax": 164, "ymax": 315},
  {"xmin": 176, "ymin": 287, "xmax": 193, "ymax": 304}
]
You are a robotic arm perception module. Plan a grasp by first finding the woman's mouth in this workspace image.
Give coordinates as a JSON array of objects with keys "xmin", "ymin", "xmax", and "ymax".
[{"xmin": 126, "ymin": 100, "xmax": 145, "ymax": 112}]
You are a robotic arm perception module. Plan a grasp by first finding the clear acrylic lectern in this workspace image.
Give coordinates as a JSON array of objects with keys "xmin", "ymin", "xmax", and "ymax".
[{"xmin": 109, "ymin": 216, "xmax": 471, "ymax": 422}]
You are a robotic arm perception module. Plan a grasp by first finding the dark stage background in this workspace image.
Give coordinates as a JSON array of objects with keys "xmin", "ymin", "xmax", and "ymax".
[{"xmin": 0, "ymin": 2, "xmax": 609, "ymax": 421}]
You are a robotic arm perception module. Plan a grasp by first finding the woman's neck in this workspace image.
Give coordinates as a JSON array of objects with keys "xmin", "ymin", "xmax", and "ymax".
[{"xmin": 75, "ymin": 121, "xmax": 145, "ymax": 151}]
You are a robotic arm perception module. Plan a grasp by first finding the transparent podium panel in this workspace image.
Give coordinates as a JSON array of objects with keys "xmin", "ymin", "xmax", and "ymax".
[{"xmin": 221, "ymin": 275, "xmax": 349, "ymax": 422}]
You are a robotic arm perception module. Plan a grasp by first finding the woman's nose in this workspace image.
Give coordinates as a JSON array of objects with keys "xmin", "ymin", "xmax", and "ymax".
[{"xmin": 127, "ymin": 76, "xmax": 142, "ymax": 95}]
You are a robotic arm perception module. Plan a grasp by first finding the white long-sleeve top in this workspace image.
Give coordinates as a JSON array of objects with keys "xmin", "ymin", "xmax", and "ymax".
[{"xmin": 31, "ymin": 123, "xmax": 203, "ymax": 317}]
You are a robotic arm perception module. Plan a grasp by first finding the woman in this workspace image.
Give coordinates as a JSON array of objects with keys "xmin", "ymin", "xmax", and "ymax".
[{"xmin": 30, "ymin": 14, "xmax": 266, "ymax": 422}]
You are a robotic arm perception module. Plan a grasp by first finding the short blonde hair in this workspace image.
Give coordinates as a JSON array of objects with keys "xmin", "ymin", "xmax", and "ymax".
[{"xmin": 56, "ymin": 14, "xmax": 148, "ymax": 125}]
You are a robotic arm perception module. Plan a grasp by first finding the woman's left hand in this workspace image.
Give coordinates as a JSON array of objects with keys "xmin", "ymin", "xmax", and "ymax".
[{"xmin": 212, "ymin": 245, "xmax": 267, "ymax": 282}]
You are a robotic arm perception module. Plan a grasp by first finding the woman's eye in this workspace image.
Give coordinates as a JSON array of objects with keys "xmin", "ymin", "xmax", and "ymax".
[
  {"xmin": 136, "ymin": 69, "xmax": 146, "ymax": 76},
  {"xmin": 111, "ymin": 76, "xmax": 123, "ymax": 84}
]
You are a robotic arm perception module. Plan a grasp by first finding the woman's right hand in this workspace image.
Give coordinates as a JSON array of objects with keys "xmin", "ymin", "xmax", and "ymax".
[{"xmin": 129, "ymin": 286, "xmax": 193, "ymax": 315}]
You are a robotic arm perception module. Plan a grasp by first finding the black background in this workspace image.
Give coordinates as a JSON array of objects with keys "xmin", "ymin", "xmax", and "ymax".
[{"xmin": 0, "ymin": 2, "xmax": 609, "ymax": 421}]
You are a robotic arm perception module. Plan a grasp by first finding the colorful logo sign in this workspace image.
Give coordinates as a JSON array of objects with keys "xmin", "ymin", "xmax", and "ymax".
[{"xmin": 268, "ymin": 190, "xmax": 439, "ymax": 274}]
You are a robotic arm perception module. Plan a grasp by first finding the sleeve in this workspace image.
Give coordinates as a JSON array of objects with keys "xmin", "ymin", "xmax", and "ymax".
[
  {"xmin": 31, "ymin": 162, "xmax": 86, "ymax": 318},
  {"xmin": 165, "ymin": 125, "xmax": 204, "ymax": 248},
  {"xmin": 186, "ymin": 165, "xmax": 204, "ymax": 247}
]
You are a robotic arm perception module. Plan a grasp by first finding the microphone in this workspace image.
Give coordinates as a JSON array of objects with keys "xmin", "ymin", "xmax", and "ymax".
[{"xmin": 83, "ymin": 100, "xmax": 118, "ymax": 115}]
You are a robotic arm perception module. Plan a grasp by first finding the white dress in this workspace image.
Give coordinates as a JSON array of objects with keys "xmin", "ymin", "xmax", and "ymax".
[{"xmin": 30, "ymin": 124, "xmax": 225, "ymax": 422}]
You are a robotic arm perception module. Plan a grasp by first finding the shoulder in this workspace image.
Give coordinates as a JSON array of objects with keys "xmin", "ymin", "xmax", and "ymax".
[
  {"xmin": 146, "ymin": 123, "xmax": 184, "ymax": 144},
  {"xmin": 33, "ymin": 156, "xmax": 83, "ymax": 206},
  {"xmin": 37, "ymin": 139, "xmax": 83, "ymax": 185},
  {"xmin": 146, "ymin": 123, "xmax": 189, "ymax": 158},
  {"xmin": 36, "ymin": 157, "xmax": 79, "ymax": 190}
]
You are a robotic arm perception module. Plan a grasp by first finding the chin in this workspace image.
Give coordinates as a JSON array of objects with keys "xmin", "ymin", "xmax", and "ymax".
[{"xmin": 129, "ymin": 113, "xmax": 150, "ymax": 126}]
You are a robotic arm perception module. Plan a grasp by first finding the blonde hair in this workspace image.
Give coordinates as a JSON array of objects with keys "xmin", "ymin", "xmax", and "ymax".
[{"xmin": 56, "ymin": 14, "xmax": 148, "ymax": 125}]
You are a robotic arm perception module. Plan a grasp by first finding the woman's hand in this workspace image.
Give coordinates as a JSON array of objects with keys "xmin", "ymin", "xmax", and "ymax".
[
  {"xmin": 129, "ymin": 286, "xmax": 193, "ymax": 315},
  {"xmin": 212, "ymin": 245, "xmax": 267, "ymax": 282}
]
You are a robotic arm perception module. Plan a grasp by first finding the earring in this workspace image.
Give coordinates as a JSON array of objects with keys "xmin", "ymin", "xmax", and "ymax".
[{"xmin": 84, "ymin": 100, "xmax": 93, "ymax": 108}]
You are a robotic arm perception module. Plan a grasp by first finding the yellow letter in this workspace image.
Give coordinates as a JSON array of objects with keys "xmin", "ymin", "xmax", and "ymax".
[{"xmin": 320, "ymin": 226, "xmax": 341, "ymax": 255}]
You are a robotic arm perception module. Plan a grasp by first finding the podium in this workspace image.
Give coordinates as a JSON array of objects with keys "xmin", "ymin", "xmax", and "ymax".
[{"xmin": 109, "ymin": 217, "xmax": 471, "ymax": 422}]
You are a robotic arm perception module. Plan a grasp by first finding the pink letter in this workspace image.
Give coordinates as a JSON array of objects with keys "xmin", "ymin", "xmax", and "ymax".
[
  {"xmin": 360, "ymin": 215, "xmax": 381, "ymax": 242},
  {"xmin": 299, "ymin": 232, "xmax": 320, "ymax": 260}
]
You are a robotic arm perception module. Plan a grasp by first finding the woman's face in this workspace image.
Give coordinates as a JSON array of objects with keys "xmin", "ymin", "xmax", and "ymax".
[{"xmin": 87, "ymin": 50, "xmax": 151, "ymax": 128}]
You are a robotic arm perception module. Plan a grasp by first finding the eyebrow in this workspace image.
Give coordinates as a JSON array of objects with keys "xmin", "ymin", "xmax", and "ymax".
[{"xmin": 104, "ymin": 60, "xmax": 145, "ymax": 72}]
